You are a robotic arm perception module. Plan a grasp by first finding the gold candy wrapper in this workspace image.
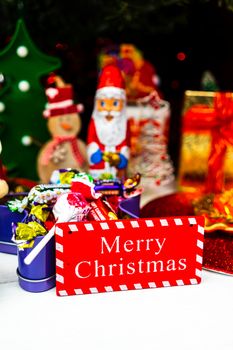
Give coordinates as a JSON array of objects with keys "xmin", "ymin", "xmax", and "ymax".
[
  {"xmin": 30, "ymin": 204, "xmax": 50, "ymax": 222},
  {"xmin": 59, "ymin": 171, "xmax": 76, "ymax": 184},
  {"xmin": 16, "ymin": 221, "xmax": 47, "ymax": 248}
]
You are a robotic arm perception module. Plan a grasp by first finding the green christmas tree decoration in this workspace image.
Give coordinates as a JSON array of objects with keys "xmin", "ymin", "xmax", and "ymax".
[{"xmin": 0, "ymin": 18, "xmax": 61, "ymax": 180}]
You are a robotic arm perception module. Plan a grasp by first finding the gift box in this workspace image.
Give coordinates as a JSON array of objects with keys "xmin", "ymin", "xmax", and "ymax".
[
  {"xmin": 203, "ymin": 231, "xmax": 233, "ymax": 275},
  {"xmin": 141, "ymin": 192, "xmax": 233, "ymax": 276},
  {"xmin": 178, "ymin": 91, "xmax": 233, "ymax": 194}
]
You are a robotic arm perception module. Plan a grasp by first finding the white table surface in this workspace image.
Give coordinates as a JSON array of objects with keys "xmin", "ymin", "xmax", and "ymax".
[{"xmin": 1, "ymin": 252, "xmax": 233, "ymax": 350}]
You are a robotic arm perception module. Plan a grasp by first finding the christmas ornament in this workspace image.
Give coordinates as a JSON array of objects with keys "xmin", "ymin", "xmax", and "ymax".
[
  {"xmin": 37, "ymin": 76, "xmax": 87, "ymax": 183},
  {"xmin": 99, "ymin": 43, "xmax": 161, "ymax": 102},
  {"xmin": 0, "ymin": 141, "xmax": 8, "ymax": 198},
  {"xmin": 0, "ymin": 102, "xmax": 5, "ymax": 112},
  {"xmin": 87, "ymin": 64, "xmax": 130, "ymax": 180},
  {"xmin": 120, "ymin": 43, "xmax": 160, "ymax": 101},
  {"xmin": 16, "ymin": 45, "xmax": 29, "ymax": 58},
  {"xmin": 0, "ymin": 19, "xmax": 61, "ymax": 180},
  {"xmin": 201, "ymin": 70, "xmax": 219, "ymax": 92},
  {"xmin": 128, "ymin": 91, "xmax": 175, "ymax": 194}
]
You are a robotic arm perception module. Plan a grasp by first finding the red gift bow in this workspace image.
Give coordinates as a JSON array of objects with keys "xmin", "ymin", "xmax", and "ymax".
[{"xmin": 183, "ymin": 92, "xmax": 233, "ymax": 193}]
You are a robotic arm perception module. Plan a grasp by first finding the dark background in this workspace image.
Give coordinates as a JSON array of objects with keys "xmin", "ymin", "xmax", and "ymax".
[{"xmin": 1, "ymin": 0, "xmax": 233, "ymax": 171}]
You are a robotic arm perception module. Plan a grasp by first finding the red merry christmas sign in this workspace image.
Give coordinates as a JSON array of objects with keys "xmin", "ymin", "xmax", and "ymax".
[{"xmin": 55, "ymin": 216, "xmax": 204, "ymax": 296}]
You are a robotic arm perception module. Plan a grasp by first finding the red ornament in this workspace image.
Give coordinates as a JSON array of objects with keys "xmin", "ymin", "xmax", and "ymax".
[{"xmin": 177, "ymin": 52, "xmax": 186, "ymax": 61}]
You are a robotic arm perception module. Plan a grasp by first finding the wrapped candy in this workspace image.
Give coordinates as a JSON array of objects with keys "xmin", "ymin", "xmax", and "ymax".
[
  {"xmin": 123, "ymin": 173, "xmax": 142, "ymax": 198},
  {"xmin": 23, "ymin": 191, "xmax": 90, "ymax": 265},
  {"xmin": 88, "ymin": 197, "xmax": 118, "ymax": 221},
  {"xmin": 71, "ymin": 176, "xmax": 101, "ymax": 201},
  {"xmin": 13, "ymin": 203, "xmax": 50, "ymax": 249},
  {"xmin": 94, "ymin": 178, "xmax": 123, "ymax": 196},
  {"xmin": 50, "ymin": 168, "xmax": 80, "ymax": 185},
  {"xmin": 53, "ymin": 192, "xmax": 90, "ymax": 222},
  {"xmin": 71, "ymin": 176, "xmax": 118, "ymax": 221},
  {"xmin": 30, "ymin": 204, "xmax": 50, "ymax": 223},
  {"xmin": 8, "ymin": 183, "xmax": 71, "ymax": 213},
  {"xmin": 8, "ymin": 196, "xmax": 28, "ymax": 213},
  {"xmin": 13, "ymin": 169, "xmax": 142, "ymax": 263},
  {"xmin": 28, "ymin": 184, "xmax": 70, "ymax": 204},
  {"xmin": 15, "ymin": 221, "xmax": 47, "ymax": 248}
]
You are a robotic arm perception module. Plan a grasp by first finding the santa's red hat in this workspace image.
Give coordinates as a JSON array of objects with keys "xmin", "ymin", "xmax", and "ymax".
[
  {"xmin": 96, "ymin": 64, "xmax": 126, "ymax": 100},
  {"xmin": 43, "ymin": 85, "xmax": 84, "ymax": 118}
]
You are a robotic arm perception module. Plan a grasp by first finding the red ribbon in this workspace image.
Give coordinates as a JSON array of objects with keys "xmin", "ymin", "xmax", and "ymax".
[{"xmin": 183, "ymin": 92, "xmax": 233, "ymax": 193}]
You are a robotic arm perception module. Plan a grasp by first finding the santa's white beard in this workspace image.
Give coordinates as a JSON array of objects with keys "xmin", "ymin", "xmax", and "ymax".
[{"xmin": 93, "ymin": 108, "xmax": 127, "ymax": 147}]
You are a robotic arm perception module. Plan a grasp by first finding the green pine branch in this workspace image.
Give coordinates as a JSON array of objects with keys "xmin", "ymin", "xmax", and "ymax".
[{"xmin": 1, "ymin": 0, "xmax": 233, "ymax": 47}]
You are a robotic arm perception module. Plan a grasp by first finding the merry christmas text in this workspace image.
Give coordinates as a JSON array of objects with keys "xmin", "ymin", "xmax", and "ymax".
[
  {"xmin": 75, "ymin": 235, "xmax": 187, "ymax": 279},
  {"xmin": 100, "ymin": 235, "xmax": 166, "ymax": 255}
]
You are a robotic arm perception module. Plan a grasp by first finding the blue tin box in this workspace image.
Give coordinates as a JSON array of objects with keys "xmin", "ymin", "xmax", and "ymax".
[{"xmin": 0, "ymin": 205, "xmax": 27, "ymax": 254}]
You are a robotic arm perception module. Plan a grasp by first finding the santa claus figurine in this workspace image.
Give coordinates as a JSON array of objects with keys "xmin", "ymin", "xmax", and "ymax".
[
  {"xmin": 37, "ymin": 77, "xmax": 87, "ymax": 183},
  {"xmin": 87, "ymin": 64, "xmax": 130, "ymax": 179}
]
